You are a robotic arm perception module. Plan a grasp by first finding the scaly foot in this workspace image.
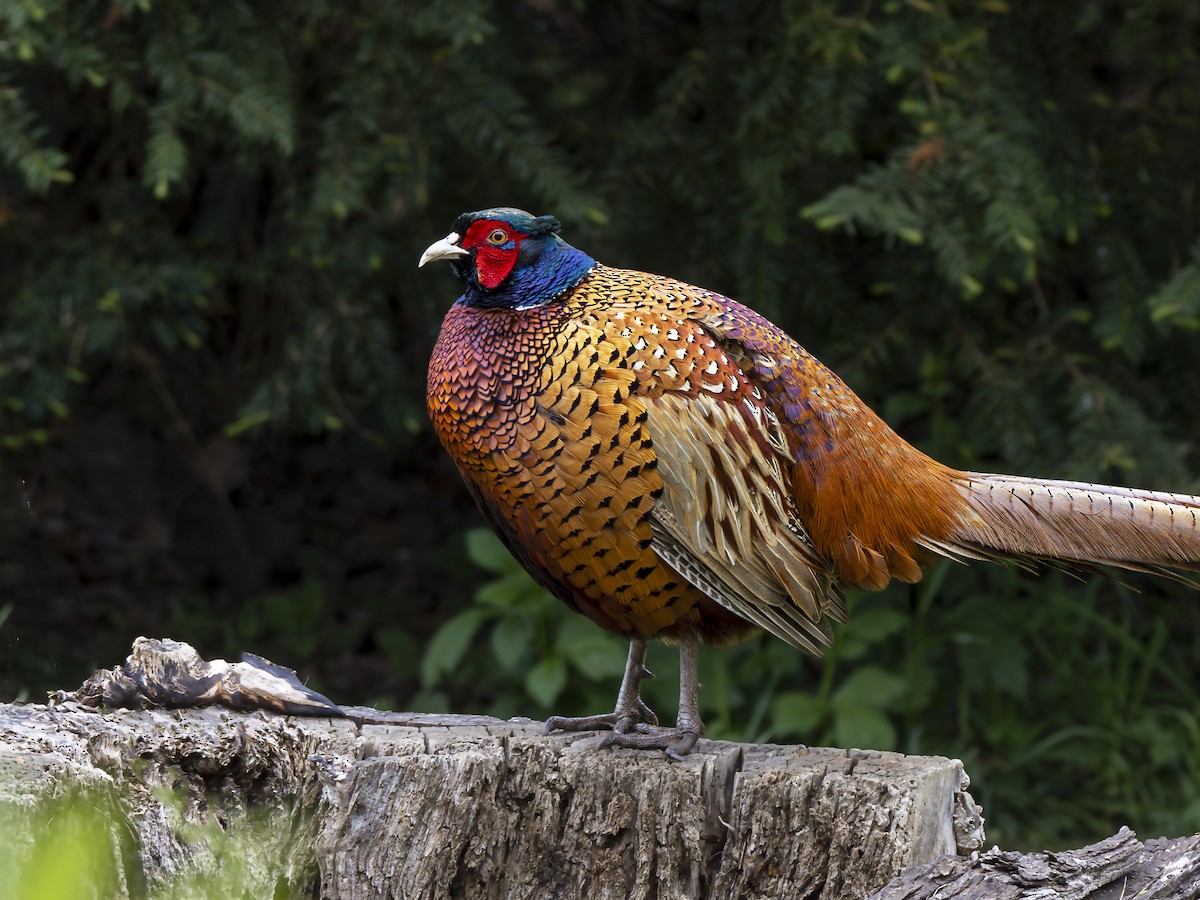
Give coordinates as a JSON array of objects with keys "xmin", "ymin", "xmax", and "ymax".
[
  {"xmin": 543, "ymin": 695, "xmax": 658, "ymax": 735},
  {"xmin": 544, "ymin": 639, "xmax": 657, "ymax": 735},
  {"xmin": 601, "ymin": 637, "xmax": 703, "ymax": 760},
  {"xmin": 601, "ymin": 723, "xmax": 701, "ymax": 761},
  {"xmin": 547, "ymin": 636, "xmax": 705, "ymax": 761}
]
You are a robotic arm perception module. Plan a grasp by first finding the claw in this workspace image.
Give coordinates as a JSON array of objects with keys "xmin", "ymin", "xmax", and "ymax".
[
  {"xmin": 599, "ymin": 635, "xmax": 705, "ymax": 759},
  {"xmin": 612, "ymin": 697, "xmax": 658, "ymax": 734},
  {"xmin": 600, "ymin": 725, "xmax": 701, "ymax": 760},
  {"xmin": 634, "ymin": 697, "xmax": 658, "ymax": 726},
  {"xmin": 543, "ymin": 639, "xmax": 658, "ymax": 738},
  {"xmin": 541, "ymin": 637, "xmax": 702, "ymax": 759},
  {"xmin": 665, "ymin": 741, "xmax": 697, "ymax": 763},
  {"xmin": 545, "ymin": 698, "xmax": 659, "ymax": 736}
]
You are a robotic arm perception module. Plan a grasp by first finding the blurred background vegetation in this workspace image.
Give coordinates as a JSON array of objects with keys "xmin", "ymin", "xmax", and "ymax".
[{"xmin": 2, "ymin": 0, "xmax": 1199, "ymax": 851}]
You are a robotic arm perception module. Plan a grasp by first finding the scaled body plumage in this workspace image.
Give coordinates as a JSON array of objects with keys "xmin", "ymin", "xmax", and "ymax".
[{"xmin": 422, "ymin": 208, "xmax": 1200, "ymax": 757}]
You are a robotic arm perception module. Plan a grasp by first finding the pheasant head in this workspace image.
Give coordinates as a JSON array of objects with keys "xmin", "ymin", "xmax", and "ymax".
[{"xmin": 419, "ymin": 207, "xmax": 595, "ymax": 309}]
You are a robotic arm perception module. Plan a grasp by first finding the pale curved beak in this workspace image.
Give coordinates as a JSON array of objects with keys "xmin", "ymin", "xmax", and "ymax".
[{"xmin": 418, "ymin": 232, "xmax": 470, "ymax": 268}]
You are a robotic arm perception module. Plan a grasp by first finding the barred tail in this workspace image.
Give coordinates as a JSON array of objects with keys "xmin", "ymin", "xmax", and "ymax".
[{"xmin": 929, "ymin": 473, "xmax": 1200, "ymax": 580}]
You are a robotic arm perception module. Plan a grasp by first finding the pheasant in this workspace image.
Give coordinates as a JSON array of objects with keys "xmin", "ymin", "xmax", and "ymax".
[{"xmin": 421, "ymin": 207, "xmax": 1200, "ymax": 759}]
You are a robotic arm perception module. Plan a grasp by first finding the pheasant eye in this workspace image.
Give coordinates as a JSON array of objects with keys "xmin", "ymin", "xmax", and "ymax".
[{"xmin": 488, "ymin": 228, "xmax": 508, "ymax": 245}]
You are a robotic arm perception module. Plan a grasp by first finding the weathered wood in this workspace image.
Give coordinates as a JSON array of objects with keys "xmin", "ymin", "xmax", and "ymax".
[
  {"xmin": 1, "ymin": 697, "xmax": 980, "ymax": 899},
  {"xmin": 63, "ymin": 635, "xmax": 343, "ymax": 716},
  {"xmin": 869, "ymin": 828, "xmax": 1200, "ymax": 900},
  {"xmin": 6, "ymin": 638, "xmax": 1194, "ymax": 899},
  {"xmin": 320, "ymin": 721, "xmax": 981, "ymax": 899}
]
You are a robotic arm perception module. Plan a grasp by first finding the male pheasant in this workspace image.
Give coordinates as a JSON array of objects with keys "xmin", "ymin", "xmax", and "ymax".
[{"xmin": 421, "ymin": 207, "xmax": 1200, "ymax": 758}]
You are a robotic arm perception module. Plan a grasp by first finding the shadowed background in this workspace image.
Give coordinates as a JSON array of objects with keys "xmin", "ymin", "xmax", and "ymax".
[{"xmin": 2, "ymin": 0, "xmax": 1199, "ymax": 848}]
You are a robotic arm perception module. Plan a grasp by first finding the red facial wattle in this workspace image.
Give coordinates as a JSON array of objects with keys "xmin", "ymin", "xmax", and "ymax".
[{"xmin": 462, "ymin": 219, "xmax": 526, "ymax": 290}]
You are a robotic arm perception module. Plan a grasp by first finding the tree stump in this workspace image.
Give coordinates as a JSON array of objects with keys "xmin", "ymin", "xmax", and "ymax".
[
  {"xmin": 2, "ymin": 638, "xmax": 1196, "ymax": 898},
  {"xmin": 1, "ymin": 699, "xmax": 979, "ymax": 898}
]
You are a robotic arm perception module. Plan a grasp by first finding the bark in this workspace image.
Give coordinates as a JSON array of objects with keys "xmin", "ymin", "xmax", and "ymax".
[
  {"xmin": 869, "ymin": 828, "xmax": 1200, "ymax": 900},
  {"xmin": 2, "ymin": 638, "xmax": 1195, "ymax": 899},
  {"xmin": 1, "ymin": 697, "xmax": 978, "ymax": 898}
]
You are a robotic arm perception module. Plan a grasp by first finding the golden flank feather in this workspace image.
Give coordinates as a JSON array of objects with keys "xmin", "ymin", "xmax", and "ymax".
[{"xmin": 423, "ymin": 209, "xmax": 1200, "ymax": 758}]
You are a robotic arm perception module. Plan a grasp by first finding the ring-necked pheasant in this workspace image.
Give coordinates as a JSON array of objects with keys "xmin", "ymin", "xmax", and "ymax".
[{"xmin": 421, "ymin": 207, "xmax": 1200, "ymax": 759}]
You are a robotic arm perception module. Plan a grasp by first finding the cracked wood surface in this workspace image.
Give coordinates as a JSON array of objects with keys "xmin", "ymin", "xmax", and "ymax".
[
  {"xmin": 869, "ymin": 827, "xmax": 1200, "ymax": 900},
  {"xmin": 1, "ymin": 700, "xmax": 981, "ymax": 899}
]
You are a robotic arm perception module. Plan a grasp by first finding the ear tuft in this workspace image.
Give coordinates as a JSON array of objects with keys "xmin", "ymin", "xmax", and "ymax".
[{"xmin": 531, "ymin": 215, "xmax": 562, "ymax": 235}]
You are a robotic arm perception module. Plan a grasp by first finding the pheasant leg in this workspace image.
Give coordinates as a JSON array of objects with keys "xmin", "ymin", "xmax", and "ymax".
[
  {"xmin": 601, "ymin": 636, "xmax": 702, "ymax": 760},
  {"xmin": 544, "ymin": 638, "xmax": 658, "ymax": 736}
]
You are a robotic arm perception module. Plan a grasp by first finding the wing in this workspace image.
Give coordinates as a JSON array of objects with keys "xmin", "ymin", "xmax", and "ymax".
[
  {"xmin": 690, "ymin": 294, "xmax": 970, "ymax": 589},
  {"xmin": 646, "ymin": 392, "xmax": 844, "ymax": 654},
  {"xmin": 575, "ymin": 268, "xmax": 847, "ymax": 652}
]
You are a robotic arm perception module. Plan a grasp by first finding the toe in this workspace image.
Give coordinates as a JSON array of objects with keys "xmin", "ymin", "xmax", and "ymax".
[
  {"xmin": 599, "ymin": 726, "xmax": 701, "ymax": 758},
  {"xmin": 544, "ymin": 713, "xmax": 618, "ymax": 735},
  {"xmin": 665, "ymin": 731, "xmax": 699, "ymax": 761}
]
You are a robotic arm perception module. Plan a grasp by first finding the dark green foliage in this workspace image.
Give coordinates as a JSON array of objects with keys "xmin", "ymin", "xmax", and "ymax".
[{"xmin": 3, "ymin": 0, "xmax": 1199, "ymax": 850}]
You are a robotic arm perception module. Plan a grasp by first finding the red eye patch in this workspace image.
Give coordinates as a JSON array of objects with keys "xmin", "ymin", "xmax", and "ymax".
[{"xmin": 463, "ymin": 219, "xmax": 526, "ymax": 290}]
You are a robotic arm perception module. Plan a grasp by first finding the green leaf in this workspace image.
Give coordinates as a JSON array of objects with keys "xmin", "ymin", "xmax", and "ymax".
[
  {"xmin": 491, "ymin": 615, "xmax": 531, "ymax": 672},
  {"xmin": 144, "ymin": 102, "xmax": 187, "ymax": 197},
  {"xmin": 566, "ymin": 637, "xmax": 628, "ymax": 679},
  {"xmin": 465, "ymin": 528, "xmax": 517, "ymax": 573},
  {"xmin": 476, "ymin": 571, "xmax": 540, "ymax": 607},
  {"xmin": 557, "ymin": 618, "xmax": 628, "ymax": 679},
  {"xmin": 96, "ymin": 289, "xmax": 120, "ymax": 312},
  {"xmin": 420, "ymin": 609, "xmax": 489, "ymax": 687},
  {"xmin": 845, "ymin": 607, "xmax": 909, "ymax": 644},
  {"xmin": 526, "ymin": 655, "xmax": 567, "ymax": 708},
  {"xmin": 834, "ymin": 706, "xmax": 896, "ymax": 750},
  {"xmin": 224, "ymin": 410, "xmax": 272, "ymax": 437},
  {"xmin": 812, "ymin": 213, "xmax": 847, "ymax": 230},
  {"xmin": 832, "ymin": 665, "xmax": 907, "ymax": 710},
  {"xmin": 772, "ymin": 691, "xmax": 826, "ymax": 736}
]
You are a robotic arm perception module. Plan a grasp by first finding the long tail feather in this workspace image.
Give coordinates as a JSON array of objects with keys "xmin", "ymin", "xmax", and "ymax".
[{"xmin": 945, "ymin": 473, "xmax": 1200, "ymax": 578}]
